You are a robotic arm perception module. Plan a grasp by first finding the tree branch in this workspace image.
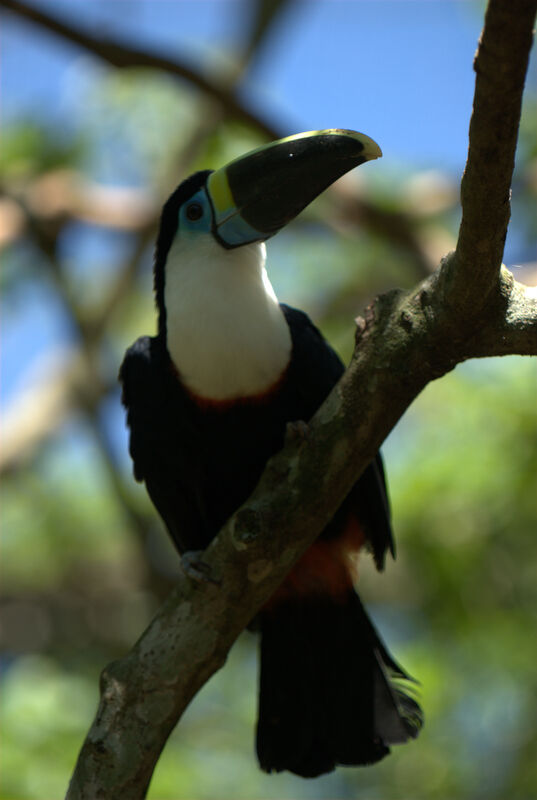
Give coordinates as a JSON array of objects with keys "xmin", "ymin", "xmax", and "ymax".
[
  {"xmin": 65, "ymin": 0, "xmax": 537, "ymax": 797},
  {"xmin": 445, "ymin": 0, "xmax": 537, "ymax": 316},
  {"xmin": 462, "ymin": 269, "xmax": 537, "ymax": 357},
  {"xmin": 0, "ymin": 0, "xmax": 282, "ymax": 141}
]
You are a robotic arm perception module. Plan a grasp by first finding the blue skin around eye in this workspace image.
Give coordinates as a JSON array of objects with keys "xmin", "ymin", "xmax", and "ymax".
[
  {"xmin": 178, "ymin": 189, "xmax": 213, "ymax": 235},
  {"xmin": 178, "ymin": 186, "xmax": 265, "ymax": 245}
]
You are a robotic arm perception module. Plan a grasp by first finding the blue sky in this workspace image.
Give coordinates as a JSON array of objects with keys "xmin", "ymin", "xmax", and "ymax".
[
  {"xmin": 3, "ymin": 0, "xmax": 496, "ymax": 172},
  {"xmin": 1, "ymin": 0, "xmax": 536, "ymax": 408}
]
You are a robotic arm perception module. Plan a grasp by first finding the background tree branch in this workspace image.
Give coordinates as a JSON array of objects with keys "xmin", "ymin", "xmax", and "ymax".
[
  {"xmin": 0, "ymin": 0, "xmax": 282, "ymax": 141},
  {"xmin": 64, "ymin": 0, "xmax": 537, "ymax": 797}
]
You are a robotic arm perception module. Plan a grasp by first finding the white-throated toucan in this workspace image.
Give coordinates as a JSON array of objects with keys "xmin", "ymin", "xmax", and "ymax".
[{"xmin": 120, "ymin": 129, "xmax": 423, "ymax": 778}]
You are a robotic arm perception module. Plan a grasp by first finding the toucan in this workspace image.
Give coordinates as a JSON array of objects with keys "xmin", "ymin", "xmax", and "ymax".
[{"xmin": 119, "ymin": 129, "xmax": 423, "ymax": 778}]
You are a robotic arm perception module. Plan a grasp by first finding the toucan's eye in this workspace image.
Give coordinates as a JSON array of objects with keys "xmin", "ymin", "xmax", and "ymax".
[{"xmin": 186, "ymin": 202, "xmax": 203, "ymax": 221}]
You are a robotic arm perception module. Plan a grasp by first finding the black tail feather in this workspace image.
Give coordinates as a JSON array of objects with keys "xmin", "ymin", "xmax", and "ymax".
[{"xmin": 256, "ymin": 592, "xmax": 423, "ymax": 778}]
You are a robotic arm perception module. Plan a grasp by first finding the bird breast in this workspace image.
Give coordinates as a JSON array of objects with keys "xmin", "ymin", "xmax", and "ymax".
[{"xmin": 164, "ymin": 236, "xmax": 292, "ymax": 402}]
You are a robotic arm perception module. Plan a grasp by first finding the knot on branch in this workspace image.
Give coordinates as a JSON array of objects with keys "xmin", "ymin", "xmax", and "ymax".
[
  {"xmin": 355, "ymin": 288, "xmax": 407, "ymax": 346},
  {"xmin": 285, "ymin": 419, "xmax": 309, "ymax": 445},
  {"xmin": 247, "ymin": 558, "xmax": 273, "ymax": 583},
  {"xmin": 399, "ymin": 310, "xmax": 413, "ymax": 332},
  {"xmin": 230, "ymin": 508, "xmax": 264, "ymax": 550},
  {"xmin": 99, "ymin": 660, "xmax": 128, "ymax": 700}
]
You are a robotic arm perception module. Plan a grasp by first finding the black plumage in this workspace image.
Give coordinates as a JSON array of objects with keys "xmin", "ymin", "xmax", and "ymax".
[
  {"xmin": 120, "ymin": 305, "xmax": 390, "ymax": 557},
  {"xmin": 120, "ymin": 307, "xmax": 422, "ymax": 776}
]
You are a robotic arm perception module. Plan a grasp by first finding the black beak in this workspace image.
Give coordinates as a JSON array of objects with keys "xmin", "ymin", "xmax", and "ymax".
[{"xmin": 206, "ymin": 128, "xmax": 382, "ymax": 247}]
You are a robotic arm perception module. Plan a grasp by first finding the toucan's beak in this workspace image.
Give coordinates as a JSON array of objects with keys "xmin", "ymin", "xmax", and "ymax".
[{"xmin": 206, "ymin": 129, "xmax": 382, "ymax": 248}]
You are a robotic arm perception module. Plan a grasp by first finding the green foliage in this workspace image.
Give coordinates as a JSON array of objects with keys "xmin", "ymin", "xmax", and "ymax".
[
  {"xmin": 1, "ymin": 424, "xmax": 133, "ymax": 592},
  {"xmin": 0, "ymin": 121, "xmax": 85, "ymax": 180},
  {"xmin": 1, "ymin": 657, "xmax": 97, "ymax": 800}
]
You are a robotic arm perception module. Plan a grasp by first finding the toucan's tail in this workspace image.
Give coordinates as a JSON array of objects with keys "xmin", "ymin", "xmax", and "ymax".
[{"xmin": 256, "ymin": 591, "xmax": 423, "ymax": 778}]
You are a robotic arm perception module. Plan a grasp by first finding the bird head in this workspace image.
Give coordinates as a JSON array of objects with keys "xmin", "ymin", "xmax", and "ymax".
[
  {"xmin": 156, "ymin": 128, "xmax": 381, "ymax": 252},
  {"xmin": 154, "ymin": 128, "xmax": 381, "ymax": 334}
]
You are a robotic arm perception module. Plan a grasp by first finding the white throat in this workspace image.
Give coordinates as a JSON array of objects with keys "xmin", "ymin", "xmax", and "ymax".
[{"xmin": 164, "ymin": 236, "xmax": 292, "ymax": 401}]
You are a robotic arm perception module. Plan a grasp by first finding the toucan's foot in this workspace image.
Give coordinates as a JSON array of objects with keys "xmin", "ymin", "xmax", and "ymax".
[{"xmin": 181, "ymin": 550, "xmax": 219, "ymax": 585}]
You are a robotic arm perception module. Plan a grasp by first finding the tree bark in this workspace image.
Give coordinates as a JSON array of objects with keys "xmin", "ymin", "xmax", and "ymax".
[{"xmin": 37, "ymin": 0, "xmax": 534, "ymax": 796}]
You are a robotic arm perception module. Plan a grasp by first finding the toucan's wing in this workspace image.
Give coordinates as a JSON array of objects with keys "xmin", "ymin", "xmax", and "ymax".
[
  {"xmin": 281, "ymin": 304, "xmax": 394, "ymax": 569},
  {"xmin": 281, "ymin": 304, "xmax": 345, "ymax": 416},
  {"xmin": 119, "ymin": 336, "xmax": 210, "ymax": 552}
]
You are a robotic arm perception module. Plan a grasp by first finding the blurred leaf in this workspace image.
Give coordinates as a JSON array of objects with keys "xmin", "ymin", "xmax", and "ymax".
[
  {"xmin": 0, "ymin": 656, "xmax": 97, "ymax": 800},
  {"xmin": 0, "ymin": 121, "xmax": 86, "ymax": 180}
]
